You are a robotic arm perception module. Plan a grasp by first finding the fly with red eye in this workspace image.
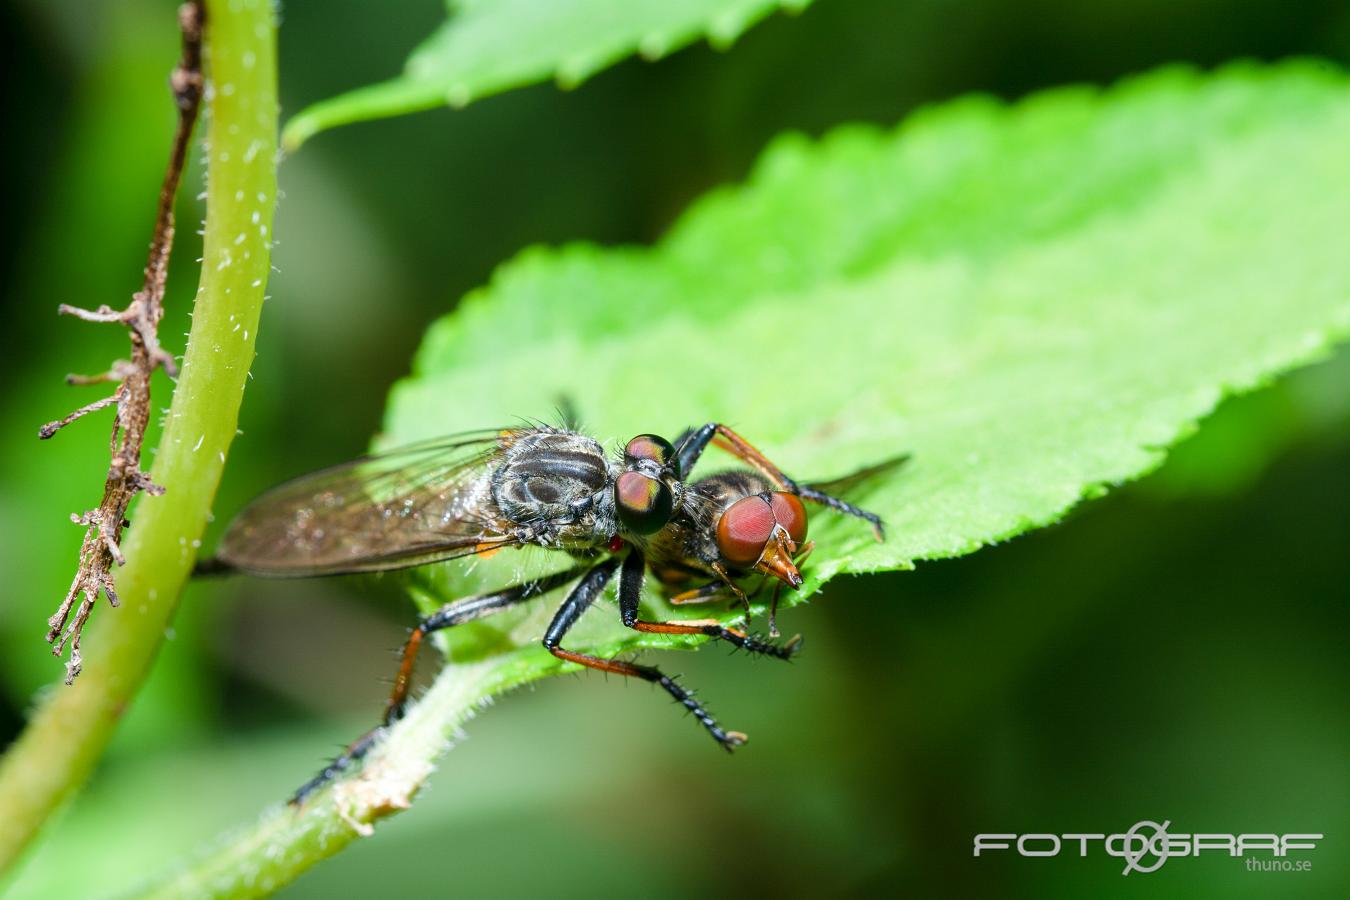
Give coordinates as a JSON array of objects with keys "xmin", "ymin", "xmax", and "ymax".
[
  {"xmin": 717, "ymin": 491, "xmax": 809, "ymax": 577},
  {"xmin": 639, "ymin": 451, "xmax": 903, "ymax": 642},
  {"xmin": 199, "ymin": 421, "xmax": 895, "ymax": 804},
  {"xmin": 636, "ymin": 424, "xmax": 904, "ymax": 637}
]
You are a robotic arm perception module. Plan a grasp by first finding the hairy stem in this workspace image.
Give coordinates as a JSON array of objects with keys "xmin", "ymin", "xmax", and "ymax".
[
  {"xmin": 134, "ymin": 631, "xmax": 713, "ymax": 896},
  {"xmin": 137, "ymin": 658, "xmax": 522, "ymax": 899},
  {"xmin": 0, "ymin": 0, "xmax": 276, "ymax": 873}
]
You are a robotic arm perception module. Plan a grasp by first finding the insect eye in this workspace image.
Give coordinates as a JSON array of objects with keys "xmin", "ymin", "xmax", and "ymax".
[
  {"xmin": 615, "ymin": 471, "xmax": 674, "ymax": 534},
  {"xmin": 716, "ymin": 495, "xmax": 776, "ymax": 567},
  {"xmin": 769, "ymin": 492, "xmax": 809, "ymax": 544},
  {"xmin": 624, "ymin": 433, "xmax": 675, "ymax": 466}
]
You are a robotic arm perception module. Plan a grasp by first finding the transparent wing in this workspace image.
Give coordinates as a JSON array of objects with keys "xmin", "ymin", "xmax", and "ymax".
[
  {"xmin": 807, "ymin": 453, "xmax": 910, "ymax": 495},
  {"xmin": 217, "ymin": 429, "xmax": 522, "ymax": 576}
]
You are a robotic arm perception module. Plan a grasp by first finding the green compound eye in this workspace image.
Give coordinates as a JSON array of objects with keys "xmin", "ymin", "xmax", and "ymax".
[
  {"xmin": 624, "ymin": 433, "xmax": 675, "ymax": 465},
  {"xmin": 614, "ymin": 471, "xmax": 674, "ymax": 534}
]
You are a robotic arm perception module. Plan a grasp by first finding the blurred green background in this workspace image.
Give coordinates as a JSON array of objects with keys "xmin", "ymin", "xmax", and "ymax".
[{"xmin": 2, "ymin": 0, "xmax": 1348, "ymax": 897}]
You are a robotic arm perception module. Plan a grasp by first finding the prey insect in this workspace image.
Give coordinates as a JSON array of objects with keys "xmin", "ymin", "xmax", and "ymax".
[
  {"xmin": 206, "ymin": 422, "xmax": 891, "ymax": 803},
  {"xmin": 649, "ymin": 451, "xmax": 909, "ymax": 636}
]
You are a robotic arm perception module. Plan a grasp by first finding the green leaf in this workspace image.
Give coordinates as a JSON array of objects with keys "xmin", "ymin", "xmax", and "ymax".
[
  {"xmin": 388, "ymin": 60, "xmax": 1350, "ymax": 615},
  {"xmin": 382, "ymin": 56, "xmax": 1350, "ymax": 756},
  {"xmin": 140, "ymin": 62, "xmax": 1350, "ymax": 894},
  {"xmin": 282, "ymin": 0, "xmax": 811, "ymax": 150}
]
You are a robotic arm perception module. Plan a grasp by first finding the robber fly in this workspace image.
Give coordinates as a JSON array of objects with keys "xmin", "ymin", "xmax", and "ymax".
[{"xmin": 206, "ymin": 422, "xmax": 888, "ymax": 802}]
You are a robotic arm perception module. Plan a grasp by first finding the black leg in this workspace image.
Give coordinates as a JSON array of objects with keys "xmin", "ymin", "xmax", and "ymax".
[
  {"xmin": 618, "ymin": 548, "xmax": 798, "ymax": 660},
  {"xmin": 709, "ymin": 560, "xmax": 751, "ymax": 622},
  {"xmin": 674, "ymin": 422, "xmax": 886, "ymax": 539},
  {"xmin": 671, "ymin": 422, "xmax": 720, "ymax": 479},
  {"xmin": 670, "ymin": 579, "xmax": 757, "ymax": 626},
  {"xmin": 667, "ymin": 579, "xmax": 728, "ymax": 605},
  {"xmin": 768, "ymin": 581, "xmax": 784, "ymax": 639},
  {"xmin": 674, "ymin": 422, "xmax": 800, "ymax": 487},
  {"xmin": 618, "ymin": 547, "xmax": 646, "ymax": 620},
  {"xmin": 767, "ymin": 541, "xmax": 814, "ymax": 638},
  {"xmin": 290, "ymin": 564, "xmax": 590, "ymax": 805},
  {"xmin": 543, "ymin": 556, "xmax": 747, "ymax": 752},
  {"xmin": 794, "ymin": 485, "xmax": 885, "ymax": 539}
]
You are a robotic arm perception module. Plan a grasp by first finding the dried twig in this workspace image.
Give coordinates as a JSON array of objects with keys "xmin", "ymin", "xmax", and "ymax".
[{"xmin": 39, "ymin": 2, "xmax": 206, "ymax": 683}]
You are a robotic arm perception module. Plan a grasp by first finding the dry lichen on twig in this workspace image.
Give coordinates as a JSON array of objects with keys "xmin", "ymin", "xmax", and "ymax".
[{"xmin": 38, "ymin": 2, "xmax": 205, "ymax": 684}]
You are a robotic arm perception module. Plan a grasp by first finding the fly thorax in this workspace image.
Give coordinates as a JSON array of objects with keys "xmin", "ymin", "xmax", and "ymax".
[{"xmin": 491, "ymin": 431, "xmax": 610, "ymax": 528}]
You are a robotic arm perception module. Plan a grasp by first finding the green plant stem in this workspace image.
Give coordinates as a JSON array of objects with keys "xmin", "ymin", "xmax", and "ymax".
[
  {"xmin": 0, "ymin": 0, "xmax": 276, "ymax": 874},
  {"xmin": 138, "ymin": 658, "xmax": 524, "ymax": 899},
  {"xmin": 135, "ymin": 632, "xmax": 698, "ymax": 897}
]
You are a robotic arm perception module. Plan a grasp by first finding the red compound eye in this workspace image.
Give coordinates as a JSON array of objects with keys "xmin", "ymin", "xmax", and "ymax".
[
  {"xmin": 716, "ymin": 495, "xmax": 775, "ymax": 567},
  {"xmin": 769, "ymin": 492, "xmax": 808, "ymax": 545}
]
